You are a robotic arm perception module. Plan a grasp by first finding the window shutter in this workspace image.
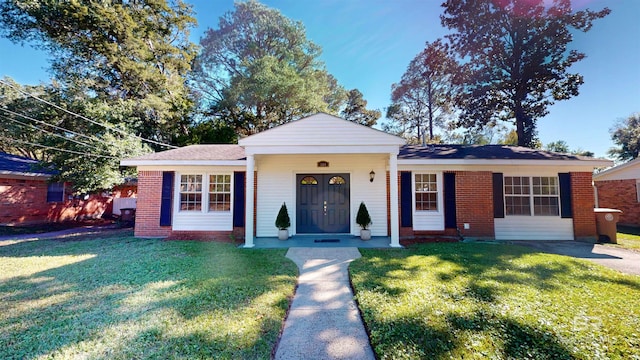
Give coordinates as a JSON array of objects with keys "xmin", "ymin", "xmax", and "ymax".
[
  {"xmin": 160, "ymin": 172, "xmax": 174, "ymax": 226},
  {"xmin": 444, "ymin": 172, "xmax": 457, "ymax": 228},
  {"xmin": 233, "ymin": 172, "xmax": 246, "ymax": 227},
  {"xmin": 400, "ymin": 171, "xmax": 412, "ymax": 227},
  {"xmin": 493, "ymin": 173, "xmax": 505, "ymax": 218},
  {"xmin": 559, "ymin": 173, "xmax": 572, "ymax": 218}
]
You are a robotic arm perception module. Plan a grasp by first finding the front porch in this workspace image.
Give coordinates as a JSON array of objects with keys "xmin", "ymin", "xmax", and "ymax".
[{"xmin": 246, "ymin": 234, "xmax": 397, "ymax": 249}]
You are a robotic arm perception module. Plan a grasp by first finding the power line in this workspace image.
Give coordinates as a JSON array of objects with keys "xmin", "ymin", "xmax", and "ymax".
[
  {"xmin": 0, "ymin": 107, "xmax": 104, "ymax": 144},
  {"xmin": 0, "ymin": 78, "xmax": 177, "ymax": 149},
  {"xmin": 0, "ymin": 134, "xmax": 117, "ymax": 159},
  {"xmin": 0, "ymin": 113, "xmax": 100, "ymax": 151}
]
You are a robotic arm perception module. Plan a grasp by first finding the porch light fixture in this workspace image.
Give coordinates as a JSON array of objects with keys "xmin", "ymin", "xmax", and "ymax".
[{"xmin": 369, "ymin": 170, "xmax": 375, "ymax": 183}]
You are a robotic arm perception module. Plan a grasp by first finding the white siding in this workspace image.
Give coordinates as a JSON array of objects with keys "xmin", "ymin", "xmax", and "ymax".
[
  {"xmin": 239, "ymin": 113, "xmax": 404, "ymax": 147},
  {"xmin": 256, "ymin": 154, "xmax": 389, "ymax": 237},
  {"xmin": 495, "ymin": 217, "xmax": 573, "ymax": 240}
]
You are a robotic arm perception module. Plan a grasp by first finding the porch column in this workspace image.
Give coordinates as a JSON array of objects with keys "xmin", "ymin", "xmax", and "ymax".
[
  {"xmin": 389, "ymin": 153, "xmax": 401, "ymax": 247},
  {"xmin": 244, "ymin": 154, "xmax": 255, "ymax": 248}
]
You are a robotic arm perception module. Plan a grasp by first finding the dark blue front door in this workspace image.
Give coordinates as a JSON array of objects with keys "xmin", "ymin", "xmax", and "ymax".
[{"xmin": 297, "ymin": 174, "xmax": 350, "ymax": 233}]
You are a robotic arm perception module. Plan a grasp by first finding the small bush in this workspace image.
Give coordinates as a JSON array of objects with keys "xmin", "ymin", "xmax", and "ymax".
[{"xmin": 275, "ymin": 202, "xmax": 291, "ymax": 230}]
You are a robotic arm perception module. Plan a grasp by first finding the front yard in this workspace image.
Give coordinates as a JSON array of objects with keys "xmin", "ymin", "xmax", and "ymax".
[
  {"xmin": 0, "ymin": 232, "xmax": 297, "ymax": 359},
  {"xmin": 351, "ymin": 243, "xmax": 640, "ymax": 360},
  {"xmin": 615, "ymin": 226, "xmax": 640, "ymax": 251}
]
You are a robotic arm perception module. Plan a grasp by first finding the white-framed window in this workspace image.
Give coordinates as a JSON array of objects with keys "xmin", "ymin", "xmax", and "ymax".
[
  {"xmin": 504, "ymin": 176, "xmax": 559, "ymax": 216},
  {"xmin": 415, "ymin": 173, "xmax": 438, "ymax": 211},
  {"xmin": 208, "ymin": 174, "xmax": 231, "ymax": 212},
  {"xmin": 178, "ymin": 173, "xmax": 233, "ymax": 213},
  {"xmin": 179, "ymin": 174, "xmax": 202, "ymax": 211}
]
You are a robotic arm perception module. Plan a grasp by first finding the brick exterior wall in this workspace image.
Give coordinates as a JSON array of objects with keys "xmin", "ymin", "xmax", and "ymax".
[
  {"xmin": 571, "ymin": 172, "xmax": 597, "ymax": 241},
  {"xmin": 0, "ymin": 177, "xmax": 133, "ymax": 225},
  {"xmin": 454, "ymin": 171, "xmax": 495, "ymax": 239},
  {"xmin": 135, "ymin": 171, "xmax": 171, "ymax": 237},
  {"xmin": 595, "ymin": 179, "xmax": 639, "ymax": 226}
]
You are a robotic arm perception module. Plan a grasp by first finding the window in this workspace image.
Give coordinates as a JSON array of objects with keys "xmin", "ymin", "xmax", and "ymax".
[
  {"xmin": 209, "ymin": 175, "xmax": 231, "ymax": 211},
  {"xmin": 328, "ymin": 176, "xmax": 345, "ymax": 185},
  {"xmin": 504, "ymin": 176, "xmax": 559, "ymax": 216},
  {"xmin": 180, "ymin": 175, "xmax": 202, "ymax": 211},
  {"xmin": 46, "ymin": 182, "xmax": 64, "ymax": 203},
  {"xmin": 415, "ymin": 174, "xmax": 438, "ymax": 211},
  {"xmin": 300, "ymin": 176, "xmax": 318, "ymax": 185}
]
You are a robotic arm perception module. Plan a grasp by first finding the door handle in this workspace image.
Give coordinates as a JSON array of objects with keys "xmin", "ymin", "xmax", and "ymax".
[{"xmin": 323, "ymin": 200, "xmax": 327, "ymax": 215}]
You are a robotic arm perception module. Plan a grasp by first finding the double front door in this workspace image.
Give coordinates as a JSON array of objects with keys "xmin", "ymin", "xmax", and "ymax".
[{"xmin": 296, "ymin": 174, "xmax": 350, "ymax": 233}]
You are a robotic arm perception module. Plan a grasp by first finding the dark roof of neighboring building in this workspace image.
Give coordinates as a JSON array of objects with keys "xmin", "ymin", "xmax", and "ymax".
[
  {"xmin": 398, "ymin": 144, "xmax": 595, "ymax": 161},
  {"xmin": 125, "ymin": 144, "xmax": 246, "ymax": 161},
  {"xmin": 0, "ymin": 152, "xmax": 57, "ymax": 176}
]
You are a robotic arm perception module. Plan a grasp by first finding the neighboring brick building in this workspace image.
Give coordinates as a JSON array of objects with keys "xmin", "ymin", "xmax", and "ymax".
[
  {"xmin": 0, "ymin": 152, "xmax": 136, "ymax": 225},
  {"xmin": 122, "ymin": 113, "xmax": 612, "ymax": 246},
  {"xmin": 594, "ymin": 158, "xmax": 640, "ymax": 227}
]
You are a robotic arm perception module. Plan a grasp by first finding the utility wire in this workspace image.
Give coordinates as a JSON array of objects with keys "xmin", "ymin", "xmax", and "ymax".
[
  {"xmin": 0, "ymin": 134, "xmax": 117, "ymax": 159},
  {"xmin": 0, "ymin": 113, "xmax": 100, "ymax": 151},
  {"xmin": 0, "ymin": 107, "xmax": 105, "ymax": 144},
  {"xmin": 0, "ymin": 78, "xmax": 177, "ymax": 149}
]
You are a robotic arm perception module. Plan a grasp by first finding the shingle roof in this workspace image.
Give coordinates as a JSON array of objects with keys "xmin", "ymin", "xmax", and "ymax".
[
  {"xmin": 0, "ymin": 152, "xmax": 57, "ymax": 176},
  {"xmin": 125, "ymin": 144, "xmax": 246, "ymax": 161},
  {"xmin": 399, "ymin": 144, "xmax": 595, "ymax": 161}
]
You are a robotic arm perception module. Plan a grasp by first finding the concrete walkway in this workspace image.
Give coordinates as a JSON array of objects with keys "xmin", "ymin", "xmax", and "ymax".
[{"xmin": 275, "ymin": 247, "xmax": 375, "ymax": 360}]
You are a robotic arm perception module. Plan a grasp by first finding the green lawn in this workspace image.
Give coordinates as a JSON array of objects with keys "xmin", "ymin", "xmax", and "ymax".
[
  {"xmin": 615, "ymin": 226, "xmax": 640, "ymax": 251},
  {"xmin": 0, "ymin": 232, "xmax": 297, "ymax": 359},
  {"xmin": 351, "ymin": 243, "xmax": 640, "ymax": 360}
]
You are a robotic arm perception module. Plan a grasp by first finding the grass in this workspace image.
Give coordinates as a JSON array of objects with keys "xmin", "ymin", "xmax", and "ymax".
[
  {"xmin": 0, "ymin": 219, "xmax": 115, "ymax": 237},
  {"xmin": 0, "ymin": 232, "xmax": 297, "ymax": 359},
  {"xmin": 614, "ymin": 226, "xmax": 640, "ymax": 251},
  {"xmin": 350, "ymin": 243, "xmax": 640, "ymax": 360}
]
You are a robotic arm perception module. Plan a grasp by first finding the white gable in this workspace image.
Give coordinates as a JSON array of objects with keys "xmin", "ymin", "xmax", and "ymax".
[
  {"xmin": 593, "ymin": 157, "xmax": 640, "ymax": 181},
  {"xmin": 239, "ymin": 113, "xmax": 405, "ymax": 147}
]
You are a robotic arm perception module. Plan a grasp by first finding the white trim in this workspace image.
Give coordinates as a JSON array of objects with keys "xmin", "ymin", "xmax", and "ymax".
[
  {"xmin": 0, "ymin": 171, "xmax": 52, "ymax": 179},
  {"xmin": 389, "ymin": 154, "xmax": 400, "ymax": 247},
  {"xmin": 172, "ymin": 171, "xmax": 234, "ymax": 231},
  {"xmin": 244, "ymin": 155, "xmax": 255, "ymax": 248},
  {"xmin": 244, "ymin": 145, "xmax": 400, "ymax": 156}
]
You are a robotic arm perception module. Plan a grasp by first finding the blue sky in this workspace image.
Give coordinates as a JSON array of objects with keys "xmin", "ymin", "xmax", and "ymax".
[{"xmin": 1, "ymin": 0, "xmax": 638, "ymax": 158}]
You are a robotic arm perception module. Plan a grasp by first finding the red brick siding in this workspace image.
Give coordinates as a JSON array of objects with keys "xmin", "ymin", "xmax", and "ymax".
[
  {"xmin": 167, "ymin": 230, "xmax": 241, "ymax": 243},
  {"xmin": 455, "ymin": 171, "xmax": 495, "ymax": 238},
  {"xmin": 135, "ymin": 171, "xmax": 170, "ymax": 237},
  {"xmin": 0, "ymin": 177, "xmax": 131, "ymax": 225},
  {"xmin": 595, "ymin": 179, "xmax": 639, "ymax": 226},
  {"xmin": 571, "ymin": 172, "xmax": 597, "ymax": 240}
]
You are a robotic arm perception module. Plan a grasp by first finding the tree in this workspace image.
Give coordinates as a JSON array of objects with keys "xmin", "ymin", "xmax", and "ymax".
[
  {"xmin": 0, "ymin": 0, "xmax": 198, "ymax": 145},
  {"xmin": 194, "ymin": 0, "xmax": 346, "ymax": 135},
  {"xmin": 441, "ymin": 0, "xmax": 610, "ymax": 148},
  {"xmin": 340, "ymin": 89, "xmax": 380, "ymax": 127},
  {"xmin": 609, "ymin": 113, "xmax": 640, "ymax": 161},
  {"xmin": 388, "ymin": 40, "xmax": 458, "ymax": 144},
  {"xmin": 545, "ymin": 140, "xmax": 570, "ymax": 153}
]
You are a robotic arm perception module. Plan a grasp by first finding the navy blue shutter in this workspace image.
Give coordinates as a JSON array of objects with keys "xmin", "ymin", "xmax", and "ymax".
[
  {"xmin": 400, "ymin": 171, "xmax": 413, "ymax": 227},
  {"xmin": 233, "ymin": 172, "xmax": 246, "ymax": 227},
  {"xmin": 558, "ymin": 173, "xmax": 573, "ymax": 218},
  {"xmin": 160, "ymin": 172, "xmax": 174, "ymax": 226},
  {"xmin": 493, "ymin": 173, "xmax": 505, "ymax": 218},
  {"xmin": 444, "ymin": 172, "xmax": 457, "ymax": 228}
]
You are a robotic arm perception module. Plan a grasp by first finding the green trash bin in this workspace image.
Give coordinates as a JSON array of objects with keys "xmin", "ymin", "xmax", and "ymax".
[{"xmin": 594, "ymin": 208, "xmax": 622, "ymax": 243}]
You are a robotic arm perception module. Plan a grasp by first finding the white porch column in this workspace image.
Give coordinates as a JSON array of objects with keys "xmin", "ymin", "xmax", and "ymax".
[
  {"xmin": 244, "ymin": 154, "xmax": 255, "ymax": 248},
  {"xmin": 389, "ymin": 153, "xmax": 401, "ymax": 247}
]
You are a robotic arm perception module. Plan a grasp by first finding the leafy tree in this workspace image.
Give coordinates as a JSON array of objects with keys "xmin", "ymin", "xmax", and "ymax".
[
  {"xmin": 0, "ymin": 0, "xmax": 198, "ymax": 145},
  {"xmin": 441, "ymin": 0, "xmax": 610, "ymax": 148},
  {"xmin": 608, "ymin": 113, "xmax": 640, "ymax": 161},
  {"xmin": 340, "ymin": 89, "xmax": 380, "ymax": 127},
  {"xmin": 174, "ymin": 119, "xmax": 238, "ymax": 146},
  {"xmin": 545, "ymin": 140, "xmax": 571, "ymax": 153},
  {"xmin": 193, "ymin": 0, "xmax": 346, "ymax": 135},
  {"xmin": 388, "ymin": 40, "xmax": 458, "ymax": 144}
]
